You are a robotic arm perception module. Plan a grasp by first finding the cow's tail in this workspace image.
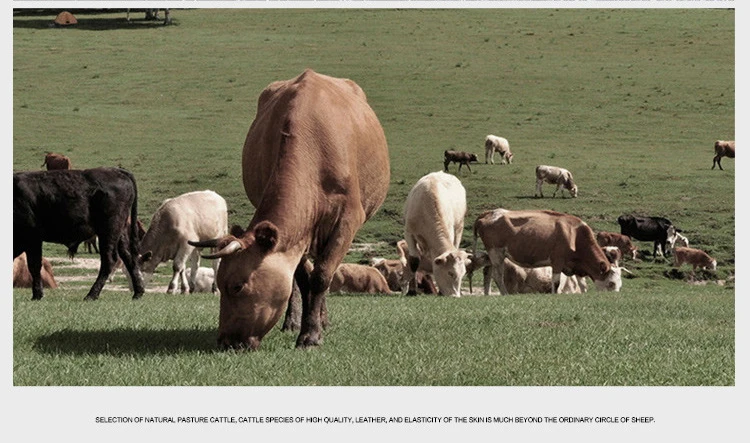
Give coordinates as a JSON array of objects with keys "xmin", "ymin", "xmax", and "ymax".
[{"xmin": 124, "ymin": 169, "xmax": 140, "ymax": 257}]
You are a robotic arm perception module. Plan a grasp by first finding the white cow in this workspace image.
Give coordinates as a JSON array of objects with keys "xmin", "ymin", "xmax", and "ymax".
[
  {"xmin": 535, "ymin": 165, "xmax": 578, "ymax": 198},
  {"xmin": 189, "ymin": 267, "xmax": 216, "ymax": 293},
  {"xmin": 140, "ymin": 190, "xmax": 228, "ymax": 294},
  {"xmin": 403, "ymin": 171, "xmax": 470, "ymax": 297},
  {"xmin": 484, "ymin": 134, "xmax": 513, "ymax": 165}
]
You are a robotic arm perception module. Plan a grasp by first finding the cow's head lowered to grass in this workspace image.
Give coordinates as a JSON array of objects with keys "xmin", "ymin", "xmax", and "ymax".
[{"xmin": 191, "ymin": 222, "xmax": 298, "ymax": 350}]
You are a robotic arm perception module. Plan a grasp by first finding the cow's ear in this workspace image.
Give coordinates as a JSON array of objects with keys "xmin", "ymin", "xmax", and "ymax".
[
  {"xmin": 434, "ymin": 252, "xmax": 454, "ymax": 266},
  {"xmin": 434, "ymin": 254, "xmax": 447, "ymax": 266},
  {"xmin": 254, "ymin": 221, "xmax": 279, "ymax": 252},
  {"xmin": 140, "ymin": 251, "xmax": 152, "ymax": 263}
]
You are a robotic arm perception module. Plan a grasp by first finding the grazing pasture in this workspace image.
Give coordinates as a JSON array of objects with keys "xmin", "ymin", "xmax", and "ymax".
[{"xmin": 12, "ymin": 9, "xmax": 734, "ymax": 385}]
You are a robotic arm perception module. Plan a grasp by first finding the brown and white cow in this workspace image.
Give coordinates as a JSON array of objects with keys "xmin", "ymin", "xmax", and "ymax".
[
  {"xmin": 443, "ymin": 150, "xmax": 478, "ymax": 173},
  {"xmin": 484, "ymin": 135, "xmax": 513, "ymax": 165},
  {"xmin": 712, "ymin": 140, "xmax": 735, "ymax": 170},
  {"xmin": 13, "ymin": 253, "xmax": 58, "ymax": 289},
  {"xmin": 41, "ymin": 152, "xmax": 72, "ymax": 170},
  {"xmin": 140, "ymin": 190, "xmax": 228, "ymax": 294},
  {"xmin": 601, "ymin": 246, "xmax": 622, "ymax": 267},
  {"xmin": 474, "ymin": 209, "xmax": 622, "ymax": 294},
  {"xmin": 403, "ymin": 171, "xmax": 470, "ymax": 297},
  {"xmin": 673, "ymin": 247, "xmax": 717, "ymax": 271},
  {"xmin": 329, "ymin": 263, "xmax": 394, "ymax": 294},
  {"xmin": 665, "ymin": 225, "xmax": 689, "ymax": 255},
  {"xmin": 535, "ymin": 165, "xmax": 578, "ymax": 198},
  {"xmin": 189, "ymin": 69, "xmax": 390, "ymax": 350},
  {"xmin": 596, "ymin": 231, "xmax": 638, "ymax": 260}
]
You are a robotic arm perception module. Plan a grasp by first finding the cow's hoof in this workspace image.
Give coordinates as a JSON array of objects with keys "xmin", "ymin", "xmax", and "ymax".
[
  {"xmin": 295, "ymin": 333, "xmax": 322, "ymax": 349},
  {"xmin": 281, "ymin": 321, "xmax": 300, "ymax": 332},
  {"xmin": 83, "ymin": 295, "xmax": 98, "ymax": 301},
  {"xmin": 31, "ymin": 295, "xmax": 43, "ymax": 301},
  {"xmin": 132, "ymin": 292, "xmax": 144, "ymax": 300}
]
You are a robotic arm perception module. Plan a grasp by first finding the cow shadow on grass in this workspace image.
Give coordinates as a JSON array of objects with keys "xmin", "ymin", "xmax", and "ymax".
[{"xmin": 33, "ymin": 327, "xmax": 218, "ymax": 356}]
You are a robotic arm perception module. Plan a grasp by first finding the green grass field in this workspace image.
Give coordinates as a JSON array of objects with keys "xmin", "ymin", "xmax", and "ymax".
[{"xmin": 12, "ymin": 8, "xmax": 734, "ymax": 386}]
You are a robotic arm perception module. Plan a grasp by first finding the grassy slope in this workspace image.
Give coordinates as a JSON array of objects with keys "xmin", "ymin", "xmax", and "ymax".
[{"xmin": 12, "ymin": 9, "xmax": 734, "ymax": 385}]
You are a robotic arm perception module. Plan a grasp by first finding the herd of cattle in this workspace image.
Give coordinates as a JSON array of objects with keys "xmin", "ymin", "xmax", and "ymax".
[{"xmin": 13, "ymin": 69, "xmax": 731, "ymax": 350}]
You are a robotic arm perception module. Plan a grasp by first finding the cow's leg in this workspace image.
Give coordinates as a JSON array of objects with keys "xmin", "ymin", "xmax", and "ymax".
[
  {"xmin": 402, "ymin": 235, "xmax": 420, "ymax": 296},
  {"xmin": 24, "ymin": 242, "xmax": 44, "ymax": 300},
  {"xmin": 653, "ymin": 241, "xmax": 664, "ymax": 260},
  {"xmin": 465, "ymin": 162, "xmax": 472, "ymax": 172},
  {"xmin": 551, "ymin": 272, "xmax": 562, "ymax": 294},
  {"xmin": 444, "ymin": 159, "xmax": 450, "ymax": 172},
  {"xmin": 488, "ymin": 249, "xmax": 509, "ymax": 295},
  {"xmin": 482, "ymin": 265, "xmax": 492, "ymax": 295},
  {"xmin": 535, "ymin": 179, "xmax": 543, "ymax": 198},
  {"xmin": 168, "ymin": 247, "xmax": 192, "ymax": 294},
  {"xmin": 282, "ymin": 261, "xmax": 306, "ymax": 332},
  {"xmin": 86, "ymin": 236, "xmax": 119, "ymax": 301},
  {"xmin": 117, "ymin": 235, "xmax": 145, "ymax": 299},
  {"xmin": 166, "ymin": 268, "xmax": 180, "ymax": 294},
  {"xmin": 553, "ymin": 182, "xmax": 562, "ymax": 198},
  {"xmin": 210, "ymin": 258, "xmax": 221, "ymax": 294},
  {"xmin": 485, "ymin": 148, "xmax": 491, "ymax": 164},
  {"xmin": 296, "ymin": 209, "xmax": 364, "ymax": 349},
  {"xmin": 187, "ymin": 248, "xmax": 200, "ymax": 293}
]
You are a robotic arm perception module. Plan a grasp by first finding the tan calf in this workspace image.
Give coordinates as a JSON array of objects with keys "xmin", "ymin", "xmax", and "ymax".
[
  {"xmin": 329, "ymin": 263, "xmax": 393, "ymax": 294},
  {"xmin": 673, "ymin": 247, "xmax": 717, "ymax": 271}
]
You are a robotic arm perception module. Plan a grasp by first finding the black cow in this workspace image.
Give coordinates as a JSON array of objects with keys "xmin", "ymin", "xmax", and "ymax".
[
  {"xmin": 13, "ymin": 167, "xmax": 145, "ymax": 300},
  {"xmin": 616, "ymin": 214, "xmax": 675, "ymax": 259}
]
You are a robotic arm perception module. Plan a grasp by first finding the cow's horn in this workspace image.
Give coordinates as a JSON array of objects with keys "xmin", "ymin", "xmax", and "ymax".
[
  {"xmin": 188, "ymin": 238, "xmax": 219, "ymax": 248},
  {"xmin": 202, "ymin": 240, "xmax": 243, "ymax": 259},
  {"xmin": 619, "ymin": 267, "xmax": 634, "ymax": 276}
]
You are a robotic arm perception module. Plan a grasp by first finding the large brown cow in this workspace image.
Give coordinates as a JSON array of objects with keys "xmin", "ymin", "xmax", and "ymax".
[
  {"xmin": 712, "ymin": 140, "xmax": 735, "ymax": 170},
  {"xmin": 190, "ymin": 69, "xmax": 390, "ymax": 350},
  {"xmin": 13, "ymin": 253, "xmax": 58, "ymax": 289},
  {"xmin": 474, "ymin": 209, "xmax": 622, "ymax": 294}
]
